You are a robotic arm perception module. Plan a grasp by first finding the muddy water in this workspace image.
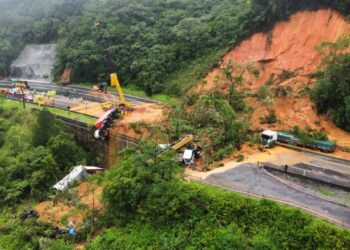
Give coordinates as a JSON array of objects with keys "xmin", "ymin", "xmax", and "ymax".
[{"xmin": 10, "ymin": 44, "xmax": 57, "ymax": 81}]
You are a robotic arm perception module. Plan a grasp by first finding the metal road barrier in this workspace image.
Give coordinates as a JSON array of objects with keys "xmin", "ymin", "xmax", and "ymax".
[
  {"xmin": 277, "ymin": 143, "xmax": 350, "ymax": 165},
  {"xmin": 186, "ymin": 174, "xmax": 350, "ymax": 230}
]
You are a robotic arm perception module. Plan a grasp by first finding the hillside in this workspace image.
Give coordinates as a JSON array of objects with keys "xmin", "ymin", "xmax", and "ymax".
[
  {"xmin": 202, "ymin": 9, "xmax": 350, "ymax": 148},
  {"xmin": 1, "ymin": 0, "xmax": 350, "ymax": 96},
  {"xmin": 1, "ymin": 2, "xmax": 350, "ymax": 249}
]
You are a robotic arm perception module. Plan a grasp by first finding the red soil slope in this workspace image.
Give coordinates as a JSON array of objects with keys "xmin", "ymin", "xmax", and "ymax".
[{"xmin": 202, "ymin": 9, "xmax": 350, "ymax": 148}]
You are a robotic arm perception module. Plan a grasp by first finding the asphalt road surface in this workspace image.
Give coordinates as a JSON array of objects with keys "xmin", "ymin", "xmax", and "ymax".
[
  {"xmin": 0, "ymin": 80, "xmax": 158, "ymax": 105},
  {"xmin": 205, "ymin": 163, "xmax": 350, "ymax": 227}
]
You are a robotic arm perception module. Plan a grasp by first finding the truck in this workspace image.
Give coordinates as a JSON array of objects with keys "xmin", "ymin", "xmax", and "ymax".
[
  {"xmin": 100, "ymin": 73, "xmax": 132, "ymax": 111},
  {"xmin": 182, "ymin": 146, "xmax": 202, "ymax": 166},
  {"xmin": 157, "ymin": 135, "xmax": 202, "ymax": 166},
  {"xmin": 11, "ymin": 79, "xmax": 30, "ymax": 89},
  {"xmin": 261, "ymin": 130, "xmax": 278, "ymax": 148},
  {"xmin": 94, "ymin": 108, "xmax": 121, "ymax": 139},
  {"xmin": 261, "ymin": 130, "xmax": 336, "ymax": 153}
]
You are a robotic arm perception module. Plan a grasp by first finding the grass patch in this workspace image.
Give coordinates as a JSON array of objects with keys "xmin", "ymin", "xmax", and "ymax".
[
  {"xmin": 318, "ymin": 187, "xmax": 336, "ymax": 197},
  {"xmin": 70, "ymin": 82, "xmax": 177, "ymax": 104},
  {"xmin": 122, "ymin": 85, "xmax": 178, "ymax": 104},
  {"xmin": 1, "ymin": 99, "xmax": 96, "ymax": 125}
]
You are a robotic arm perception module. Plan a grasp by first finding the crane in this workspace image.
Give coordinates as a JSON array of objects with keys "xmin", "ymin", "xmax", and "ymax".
[
  {"xmin": 110, "ymin": 73, "xmax": 131, "ymax": 107},
  {"xmin": 101, "ymin": 72, "xmax": 132, "ymax": 111}
]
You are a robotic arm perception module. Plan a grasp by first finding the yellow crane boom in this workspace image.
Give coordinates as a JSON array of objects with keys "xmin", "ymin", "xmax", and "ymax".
[
  {"xmin": 110, "ymin": 73, "xmax": 130, "ymax": 106},
  {"xmin": 171, "ymin": 134, "xmax": 193, "ymax": 150}
]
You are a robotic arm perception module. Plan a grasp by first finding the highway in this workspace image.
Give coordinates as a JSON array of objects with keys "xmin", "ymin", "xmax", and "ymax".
[
  {"xmin": 202, "ymin": 163, "xmax": 350, "ymax": 228},
  {"xmin": 0, "ymin": 80, "xmax": 159, "ymax": 105}
]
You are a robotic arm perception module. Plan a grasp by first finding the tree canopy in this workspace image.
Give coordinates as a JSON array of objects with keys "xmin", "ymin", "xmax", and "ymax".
[
  {"xmin": 92, "ymin": 143, "xmax": 350, "ymax": 249},
  {"xmin": 0, "ymin": 107, "xmax": 88, "ymax": 205},
  {"xmin": 313, "ymin": 33, "xmax": 350, "ymax": 131},
  {"xmin": 0, "ymin": 0, "xmax": 349, "ymax": 95}
]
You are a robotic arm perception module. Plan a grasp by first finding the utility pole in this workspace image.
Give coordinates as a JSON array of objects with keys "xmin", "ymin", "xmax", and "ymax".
[{"xmin": 19, "ymin": 82, "xmax": 26, "ymax": 109}]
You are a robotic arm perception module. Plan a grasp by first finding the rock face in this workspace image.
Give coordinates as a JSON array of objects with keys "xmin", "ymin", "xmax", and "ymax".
[
  {"xmin": 60, "ymin": 68, "xmax": 72, "ymax": 84},
  {"xmin": 10, "ymin": 44, "xmax": 57, "ymax": 81}
]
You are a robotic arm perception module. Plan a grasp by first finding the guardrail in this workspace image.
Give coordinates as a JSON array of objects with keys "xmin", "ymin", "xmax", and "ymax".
[
  {"xmin": 186, "ymin": 175, "xmax": 350, "ymax": 229},
  {"xmin": 0, "ymin": 81, "xmax": 160, "ymax": 104},
  {"xmin": 263, "ymin": 162, "xmax": 350, "ymax": 190},
  {"xmin": 30, "ymin": 107, "xmax": 90, "ymax": 130},
  {"xmin": 261, "ymin": 165, "xmax": 350, "ymax": 208},
  {"xmin": 277, "ymin": 143, "xmax": 350, "ymax": 165},
  {"xmin": 4, "ymin": 97, "xmax": 98, "ymax": 119}
]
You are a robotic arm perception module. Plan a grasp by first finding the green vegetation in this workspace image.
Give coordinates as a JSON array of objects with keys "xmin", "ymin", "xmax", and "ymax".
[
  {"xmin": 164, "ymin": 63, "xmax": 251, "ymax": 165},
  {"xmin": 86, "ymin": 146, "xmax": 350, "ymax": 249},
  {"xmin": 291, "ymin": 125, "xmax": 329, "ymax": 142},
  {"xmin": 256, "ymin": 84, "xmax": 275, "ymax": 104},
  {"xmin": 0, "ymin": 108, "xmax": 349, "ymax": 248},
  {"xmin": 313, "ymin": 33, "xmax": 350, "ymax": 131},
  {"xmin": 0, "ymin": 99, "xmax": 96, "ymax": 125},
  {"xmin": 1, "ymin": 1, "xmax": 350, "ymax": 248},
  {"xmin": 0, "ymin": 106, "xmax": 88, "ymax": 205},
  {"xmin": 0, "ymin": 209, "xmax": 74, "ymax": 250},
  {"xmin": 110, "ymin": 85, "xmax": 178, "ymax": 104},
  {"xmin": 0, "ymin": 106, "xmax": 92, "ymax": 249},
  {"xmin": 260, "ymin": 109, "xmax": 277, "ymax": 124},
  {"xmin": 1, "ymin": 0, "xmax": 350, "ymax": 96}
]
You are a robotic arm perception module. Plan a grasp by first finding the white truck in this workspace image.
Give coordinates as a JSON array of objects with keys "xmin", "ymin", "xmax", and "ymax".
[{"xmin": 261, "ymin": 130, "xmax": 278, "ymax": 148}]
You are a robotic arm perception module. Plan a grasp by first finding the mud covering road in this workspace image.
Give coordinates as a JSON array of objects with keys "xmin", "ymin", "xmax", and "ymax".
[{"xmin": 204, "ymin": 164, "xmax": 350, "ymax": 227}]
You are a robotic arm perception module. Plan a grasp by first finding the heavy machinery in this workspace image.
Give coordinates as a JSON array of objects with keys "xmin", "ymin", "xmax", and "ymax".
[
  {"xmin": 110, "ymin": 73, "xmax": 131, "ymax": 107},
  {"xmin": 158, "ymin": 135, "xmax": 194, "ymax": 153},
  {"xmin": 34, "ymin": 94, "xmax": 47, "ymax": 107},
  {"xmin": 11, "ymin": 79, "xmax": 30, "ymax": 89},
  {"xmin": 157, "ymin": 135, "xmax": 202, "ymax": 166},
  {"xmin": 92, "ymin": 82, "xmax": 108, "ymax": 93},
  {"xmin": 101, "ymin": 73, "xmax": 131, "ymax": 111},
  {"xmin": 261, "ymin": 130, "xmax": 278, "ymax": 148},
  {"xmin": 261, "ymin": 130, "xmax": 336, "ymax": 153}
]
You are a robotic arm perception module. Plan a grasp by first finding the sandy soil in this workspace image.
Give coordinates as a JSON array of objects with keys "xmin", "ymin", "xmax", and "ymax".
[
  {"xmin": 109, "ymin": 103, "xmax": 166, "ymax": 139},
  {"xmin": 119, "ymin": 103, "xmax": 165, "ymax": 125},
  {"xmin": 35, "ymin": 182, "xmax": 103, "ymax": 228},
  {"xmin": 70, "ymin": 102, "xmax": 103, "ymax": 117},
  {"xmin": 203, "ymin": 9, "xmax": 350, "ymax": 91},
  {"xmin": 199, "ymin": 9, "xmax": 350, "ymax": 150},
  {"xmin": 187, "ymin": 146, "xmax": 315, "ymax": 179}
]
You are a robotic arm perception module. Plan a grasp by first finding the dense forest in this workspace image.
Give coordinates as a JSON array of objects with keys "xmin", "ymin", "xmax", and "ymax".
[
  {"xmin": 0, "ymin": 105, "xmax": 91, "ymax": 249},
  {"xmin": 1, "ymin": 139, "xmax": 350, "ymax": 249},
  {"xmin": 0, "ymin": 106, "xmax": 89, "ymax": 205},
  {"xmin": 313, "ymin": 34, "xmax": 350, "ymax": 131},
  {"xmin": 0, "ymin": 0, "xmax": 349, "ymax": 95},
  {"xmin": 87, "ymin": 147, "xmax": 350, "ymax": 249},
  {"xmin": 1, "ymin": 1, "xmax": 350, "ymax": 249}
]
